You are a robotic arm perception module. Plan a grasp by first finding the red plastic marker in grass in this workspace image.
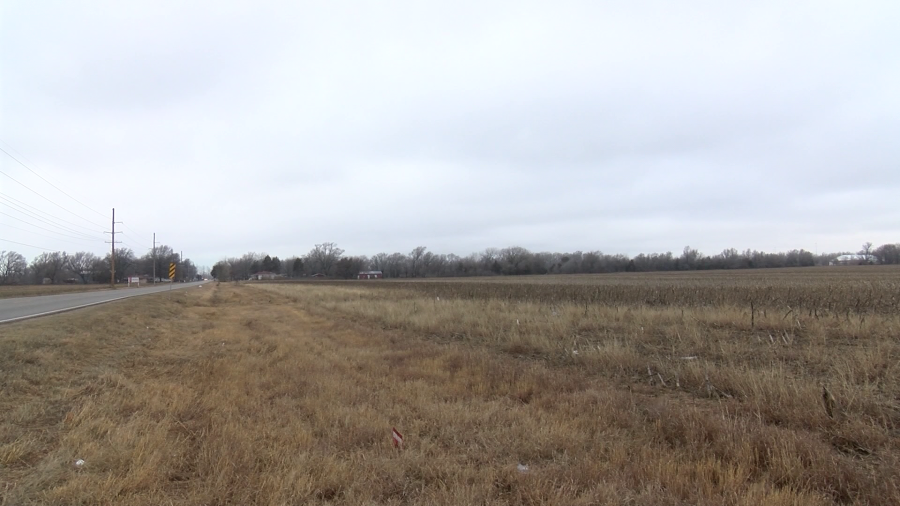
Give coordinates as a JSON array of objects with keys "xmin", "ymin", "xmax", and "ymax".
[{"xmin": 392, "ymin": 427, "xmax": 403, "ymax": 448}]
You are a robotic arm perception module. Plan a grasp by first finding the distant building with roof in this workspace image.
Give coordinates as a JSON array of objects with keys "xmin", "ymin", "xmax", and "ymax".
[
  {"xmin": 358, "ymin": 270, "xmax": 383, "ymax": 280},
  {"xmin": 250, "ymin": 271, "xmax": 279, "ymax": 280},
  {"xmin": 830, "ymin": 254, "xmax": 877, "ymax": 266}
]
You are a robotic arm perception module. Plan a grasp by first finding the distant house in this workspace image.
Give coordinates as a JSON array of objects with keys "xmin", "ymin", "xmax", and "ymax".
[
  {"xmin": 830, "ymin": 254, "xmax": 878, "ymax": 266},
  {"xmin": 358, "ymin": 270, "xmax": 383, "ymax": 280},
  {"xmin": 250, "ymin": 271, "xmax": 279, "ymax": 280}
]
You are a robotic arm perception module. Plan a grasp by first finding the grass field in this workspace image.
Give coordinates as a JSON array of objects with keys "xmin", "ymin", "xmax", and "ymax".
[
  {"xmin": 2, "ymin": 268, "xmax": 898, "ymax": 505},
  {"xmin": 0, "ymin": 283, "xmax": 157, "ymax": 299}
]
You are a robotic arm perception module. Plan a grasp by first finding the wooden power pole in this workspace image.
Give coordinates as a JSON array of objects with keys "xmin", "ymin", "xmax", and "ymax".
[{"xmin": 105, "ymin": 208, "xmax": 122, "ymax": 288}]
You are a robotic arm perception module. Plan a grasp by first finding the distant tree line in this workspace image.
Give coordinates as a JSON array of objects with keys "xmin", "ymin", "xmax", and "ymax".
[
  {"xmin": 0, "ymin": 245, "xmax": 198, "ymax": 285},
  {"xmin": 208, "ymin": 241, "xmax": 899, "ymax": 281}
]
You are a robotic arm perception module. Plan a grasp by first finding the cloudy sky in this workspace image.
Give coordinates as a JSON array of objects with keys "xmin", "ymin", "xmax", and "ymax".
[{"xmin": 1, "ymin": 1, "xmax": 898, "ymax": 268}]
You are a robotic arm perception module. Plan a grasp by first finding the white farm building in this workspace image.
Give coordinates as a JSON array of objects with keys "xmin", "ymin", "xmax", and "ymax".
[{"xmin": 830, "ymin": 254, "xmax": 878, "ymax": 266}]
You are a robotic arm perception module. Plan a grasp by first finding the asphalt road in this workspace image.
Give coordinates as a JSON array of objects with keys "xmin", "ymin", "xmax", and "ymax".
[{"xmin": 0, "ymin": 282, "xmax": 206, "ymax": 324}]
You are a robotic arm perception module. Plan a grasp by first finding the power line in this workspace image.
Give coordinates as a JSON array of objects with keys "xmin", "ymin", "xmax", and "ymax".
[
  {"xmin": 0, "ymin": 193, "xmax": 105, "ymax": 238},
  {"xmin": 2, "ymin": 222, "xmax": 107, "ymax": 248},
  {"xmin": 117, "ymin": 233, "xmax": 142, "ymax": 252},
  {"xmin": 115, "ymin": 217, "xmax": 152, "ymax": 254},
  {"xmin": 119, "ymin": 230, "xmax": 150, "ymax": 253},
  {"xmin": 0, "ymin": 141, "xmax": 108, "ymax": 219},
  {"xmin": 118, "ymin": 223, "xmax": 139, "ymax": 240},
  {"xmin": 0, "ymin": 164, "xmax": 106, "ymax": 229},
  {"xmin": 0, "ymin": 200, "xmax": 105, "ymax": 240},
  {"xmin": 120, "ymin": 222, "xmax": 153, "ymax": 246},
  {"xmin": 0, "ymin": 143, "xmax": 149, "ymax": 266},
  {"xmin": 0, "ymin": 210, "xmax": 104, "ymax": 242},
  {"xmin": 0, "ymin": 237, "xmax": 55, "ymax": 251},
  {"xmin": 0, "ymin": 191, "xmax": 105, "ymax": 234},
  {"xmin": 124, "ymin": 241, "xmax": 144, "ymax": 252},
  {"xmin": 2, "ymin": 220, "xmax": 101, "ymax": 243}
]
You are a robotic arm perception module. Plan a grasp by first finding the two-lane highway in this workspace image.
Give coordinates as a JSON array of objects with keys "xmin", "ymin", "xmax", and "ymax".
[{"xmin": 0, "ymin": 282, "xmax": 205, "ymax": 324}]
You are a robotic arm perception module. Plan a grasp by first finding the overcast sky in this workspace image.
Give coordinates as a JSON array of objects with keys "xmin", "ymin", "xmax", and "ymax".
[{"xmin": 1, "ymin": 1, "xmax": 898, "ymax": 268}]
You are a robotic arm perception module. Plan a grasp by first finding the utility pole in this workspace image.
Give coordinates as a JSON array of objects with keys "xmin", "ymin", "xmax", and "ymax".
[
  {"xmin": 104, "ymin": 208, "xmax": 122, "ymax": 288},
  {"xmin": 152, "ymin": 233, "xmax": 156, "ymax": 284}
]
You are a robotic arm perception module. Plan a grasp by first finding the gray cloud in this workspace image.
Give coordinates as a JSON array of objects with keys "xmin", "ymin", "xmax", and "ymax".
[{"xmin": 1, "ymin": 1, "xmax": 898, "ymax": 267}]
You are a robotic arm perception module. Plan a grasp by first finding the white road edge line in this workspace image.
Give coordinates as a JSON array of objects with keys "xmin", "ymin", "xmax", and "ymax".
[{"xmin": 0, "ymin": 286, "xmax": 196, "ymax": 325}]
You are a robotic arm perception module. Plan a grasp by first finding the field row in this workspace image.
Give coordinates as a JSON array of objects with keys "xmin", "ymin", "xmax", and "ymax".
[{"xmin": 275, "ymin": 266, "xmax": 900, "ymax": 315}]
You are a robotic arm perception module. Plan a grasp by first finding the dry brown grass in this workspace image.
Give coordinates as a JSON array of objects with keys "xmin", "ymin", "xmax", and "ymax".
[
  {"xmin": 2, "ymin": 271, "xmax": 898, "ymax": 505},
  {"xmin": 255, "ymin": 268, "xmax": 900, "ymax": 505},
  {"xmin": 292, "ymin": 266, "xmax": 900, "ymax": 316},
  {"xmin": 0, "ymin": 284, "xmax": 152, "ymax": 299}
]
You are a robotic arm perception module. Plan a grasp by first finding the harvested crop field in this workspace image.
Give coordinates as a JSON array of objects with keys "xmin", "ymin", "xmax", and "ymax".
[{"xmin": 2, "ymin": 268, "xmax": 899, "ymax": 505}]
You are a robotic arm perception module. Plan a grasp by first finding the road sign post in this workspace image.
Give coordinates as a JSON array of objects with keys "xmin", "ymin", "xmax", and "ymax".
[{"xmin": 169, "ymin": 262, "xmax": 176, "ymax": 290}]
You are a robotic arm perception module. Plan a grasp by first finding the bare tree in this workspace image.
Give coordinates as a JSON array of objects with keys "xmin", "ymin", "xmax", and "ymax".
[
  {"xmin": 874, "ymin": 243, "xmax": 900, "ymax": 265},
  {"xmin": 529, "ymin": 252, "xmax": 555, "ymax": 274},
  {"xmin": 370, "ymin": 252, "xmax": 388, "ymax": 273},
  {"xmin": 335, "ymin": 256, "xmax": 366, "ymax": 279},
  {"xmin": 212, "ymin": 260, "xmax": 232, "ymax": 281},
  {"xmin": 480, "ymin": 247, "xmax": 501, "ymax": 274},
  {"xmin": 860, "ymin": 242, "xmax": 874, "ymax": 258},
  {"xmin": 67, "ymin": 251, "xmax": 99, "ymax": 284},
  {"xmin": 143, "ymin": 245, "xmax": 182, "ymax": 281},
  {"xmin": 499, "ymin": 246, "xmax": 532, "ymax": 275},
  {"xmin": 581, "ymin": 251, "xmax": 605, "ymax": 273},
  {"xmin": 408, "ymin": 246, "xmax": 427, "ymax": 277},
  {"xmin": 0, "ymin": 250, "xmax": 27, "ymax": 284},
  {"xmin": 30, "ymin": 251, "xmax": 68, "ymax": 284},
  {"xmin": 113, "ymin": 248, "xmax": 136, "ymax": 282},
  {"xmin": 385, "ymin": 252, "xmax": 406, "ymax": 278},
  {"xmin": 681, "ymin": 246, "xmax": 701, "ymax": 270},
  {"xmin": 307, "ymin": 242, "xmax": 344, "ymax": 276},
  {"xmin": 480, "ymin": 247, "xmax": 499, "ymax": 265},
  {"xmin": 224, "ymin": 252, "xmax": 262, "ymax": 281},
  {"xmin": 421, "ymin": 251, "xmax": 447, "ymax": 276},
  {"xmin": 94, "ymin": 248, "xmax": 135, "ymax": 284}
]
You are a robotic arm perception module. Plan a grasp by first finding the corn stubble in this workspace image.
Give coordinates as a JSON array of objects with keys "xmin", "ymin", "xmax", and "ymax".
[{"xmin": 2, "ymin": 268, "xmax": 898, "ymax": 505}]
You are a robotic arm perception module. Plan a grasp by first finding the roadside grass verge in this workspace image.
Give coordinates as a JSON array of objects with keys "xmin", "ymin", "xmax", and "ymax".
[{"xmin": 0, "ymin": 284, "xmax": 157, "ymax": 299}]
